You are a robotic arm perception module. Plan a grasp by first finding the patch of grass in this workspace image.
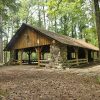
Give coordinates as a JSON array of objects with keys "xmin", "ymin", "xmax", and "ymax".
[
  {"xmin": 0, "ymin": 89, "xmax": 8, "ymax": 97},
  {"xmin": 96, "ymin": 76, "xmax": 100, "ymax": 84}
]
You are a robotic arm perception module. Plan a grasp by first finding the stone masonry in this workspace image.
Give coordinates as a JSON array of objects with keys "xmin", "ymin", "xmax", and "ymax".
[{"xmin": 49, "ymin": 43, "xmax": 67, "ymax": 69}]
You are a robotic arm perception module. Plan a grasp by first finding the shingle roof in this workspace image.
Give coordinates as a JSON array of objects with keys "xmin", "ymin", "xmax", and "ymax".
[{"xmin": 4, "ymin": 23, "xmax": 99, "ymax": 51}]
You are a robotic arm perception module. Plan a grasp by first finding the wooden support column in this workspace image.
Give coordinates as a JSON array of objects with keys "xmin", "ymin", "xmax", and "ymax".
[
  {"xmin": 42, "ymin": 52, "xmax": 45, "ymax": 60},
  {"xmin": 29, "ymin": 51, "xmax": 31, "ymax": 64},
  {"xmin": 38, "ymin": 47, "xmax": 40, "ymax": 66},
  {"xmin": 97, "ymin": 51, "xmax": 99, "ymax": 59},
  {"xmin": 19, "ymin": 50, "xmax": 23, "ymax": 65},
  {"xmin": 27, "ymin": 51, "xmax": 32, "ymax": 64},
  {"xmin": 92, "ymin": 51, "xmax": 94, "ymax": 62},
  {"xmin": 4, "ymin": 51, "xmax": 7, "ymax": 64},
  {"xmin": 14, "ymin": 50, "xmax": 18, "ymax": 61},
  {"xmin": 74, "ymin": 47, "xmax": 79, "ymax": 66},
  {"xmin": 36, "ymin": 47, "xmax": 42, "ymax": 66},
  {"xmin": 10, "ymin": 50, "xmax": 14, "ymax": 61},
  {"xmin": 85, "ymin": 49, "xmax": 88, "ymax": 63}
]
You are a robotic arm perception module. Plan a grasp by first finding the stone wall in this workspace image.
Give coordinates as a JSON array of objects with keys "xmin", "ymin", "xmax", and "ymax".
[
  {"xmin": 60, "ymin": 44, "xmax": 67, "ymax": 67},
  {"xmin": 48, "ymin": 43, "xmax": 67, "ymax": 69}
]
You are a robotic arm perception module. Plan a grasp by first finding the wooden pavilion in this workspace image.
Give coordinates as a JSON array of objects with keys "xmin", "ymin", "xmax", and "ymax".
[{"xmin": 4, "ymin": 23, "xmax": 99, "ymax": 68}]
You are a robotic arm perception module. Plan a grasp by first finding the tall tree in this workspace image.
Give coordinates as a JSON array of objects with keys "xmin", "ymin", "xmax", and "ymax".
[
  {"xmin": 0, "ymin": 16, "xmax": 3, "ymax": 63},
  {"xmin": 94, "ymin": 0, "xmax": 100, "ymax": 59},
  {"xmin": 0, "ymin": 0, "xmax": 20, "ymax": 63}
]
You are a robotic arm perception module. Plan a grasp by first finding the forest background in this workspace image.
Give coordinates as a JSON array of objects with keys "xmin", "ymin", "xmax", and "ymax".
[{"xmin": 0, "ymin": 0, "xmax": 100, "ymax": 63}]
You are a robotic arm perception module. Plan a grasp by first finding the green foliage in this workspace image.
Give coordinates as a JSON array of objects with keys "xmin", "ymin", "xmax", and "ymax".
[
  {"xmin": 0, "ymin": 0, "xmax": 98, "ymax": 63},
  {"xmin": 0, "ymin": 0, "xmax": 20, "ymax": 20},
  {"xmin": 96, "ymin": 76, "xmax": 100, "ymax": 84},
  {"xmin": 0, "ymin": 0, "xmax": 98, "ymax": 47},
  {"xmin": 46, "ymin": 0, "xmax": 97, "ymax": 45},
  {"xmin": 0, "ymin": 89, "xmax": 8, "ymax": 97},
  {"xmin": 83, "ymin": 27, "xmax": 98, "ymax": 46}
]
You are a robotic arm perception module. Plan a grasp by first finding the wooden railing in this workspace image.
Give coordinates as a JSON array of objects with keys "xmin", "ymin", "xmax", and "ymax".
[
  {"xmin": 22, "ymin": 60, "xmax": 38, "ymax": 64},
  {"xmin": 7, "ymin": 59, "xmax": 20, "ymax": 65},
  {"xmin": 39, "ymin": 59, "xmax": 88, "ymax": 67},
  {"xmin": 40, "ymin": 60, "xmax": 50, "ymax": 66},
  {"xmin": 78, "ymin": 59, "xmax": 88, "ymax": 64},
  {"xmin": 94, "ymin": 58, "xmax": 99, "ymax": 62},
  {"xmin": 67, "ymin": 59, "xmax": 77, "ymax": 66},
  {"xmin": 67, "ymin": 58, "xmax": 88, "ymax": 66}
]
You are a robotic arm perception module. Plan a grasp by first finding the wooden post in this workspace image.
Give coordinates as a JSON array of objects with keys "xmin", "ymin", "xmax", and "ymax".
[
  {"xmin": 97, "ymin": 51, "xmax": 99, "ymax": 60},
  {"xmin": 10, "ymin": 51, "xmax": 12, "ymax": 61},
  {"xmin": 15, "ymin": 50, "xmax": 18, "ymax": 61},
  {"xmin": 28, "ymin": 51, "xmax": 32, "ymax": 64},
  {"xmin": 14, "ymin": 50, "xmax": 18, "ymax": 61},
  {"xmin": 19, "ymin": 50, "xmax": 23, "ymax": 65},
  {"xmin": 42, "ymin": 52, "xmax": 44, "ymax": 60},
  {"xmin": 10, "ymin": 50, "xmax": 14, "ymax": 61},
  {"xmin": 35, "ymin": 47, "xmax": 42, "ymax": 66},
  {"xmin": 4, "ymin": 51, "xmax": 7, "ymax": 64},
  {"xmin": 6, "ymin": 51, "xmax": 7, "ymax": 63},
  {"xmin": 37, "ymin": 47, "xmax": 40, "ymax": 66},
  {"xmin": 29, "ymin": 51, "xmax": 31, "ymax": 64},
  {"xmin": 74, "ymin": 47, "xmax": 79, "ymax": 66},
  {"xmin": 85, "ymin": 49, "xmax": 88, "ymax": 63},
  {"xmin": 93, "ymin": 51, "xmax": 94, "ymax": 62}
]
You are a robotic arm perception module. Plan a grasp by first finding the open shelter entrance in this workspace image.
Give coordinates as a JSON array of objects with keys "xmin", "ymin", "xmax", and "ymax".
[{"xmin": 13, "ymin": 45, "xmax": 51, "ymax": 66}]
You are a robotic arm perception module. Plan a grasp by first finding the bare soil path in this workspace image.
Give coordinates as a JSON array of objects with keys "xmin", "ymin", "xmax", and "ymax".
[{"xmin": 0, "ymin": 65, "xmax": 100, "ymax": 100}]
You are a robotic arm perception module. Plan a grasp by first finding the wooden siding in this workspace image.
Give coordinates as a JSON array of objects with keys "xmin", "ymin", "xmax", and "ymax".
[{"xmin": 13, "ymin": 28, "xmax": 52, "ymax": 49}]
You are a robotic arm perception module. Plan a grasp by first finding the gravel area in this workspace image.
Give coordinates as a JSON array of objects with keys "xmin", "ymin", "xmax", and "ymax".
[{"xmin": 0, "ymin": 65, "xmax": 100, "ymax": 100}]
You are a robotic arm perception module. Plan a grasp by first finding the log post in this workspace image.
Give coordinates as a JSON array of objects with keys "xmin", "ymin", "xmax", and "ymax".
[
  {"xmin": 10, "ymin": 50, "xmax": 14, "ymax": 61},
  {"xmin": 97, "ymin": 51, "xmax": 99, "ymax": 60},
  {"xmin": 38, "ymin": 47, "xmax": 40, "ymax": 66},
  {"xmin": 27, "ymin": 51, "xmax": 30, "ymax": 64},
  {"xmin": 36, "ymin": 47, "xmax": 42, "ymax": 66},
  {"xmin": 14, "ymin": 50, "xmax": 18, "ymax": 61},
  {"xmin": 27, "ymin": 51, "xmax": 32, "ymax": 64},
  {"xmin": 29, "ymin": 51, "xmax": 31, "ymax": 64},
  {"xmin": 93, "ymin": 51, "xmax": 94, "ymax": 62},
  {"xmin": 74, "ymin": 47, "xmax": 79, "ymax": 66},
  {"xmin": 85, "ymin": 49, "xmax": 88, "ymax": 63},
  {"xmin": 42, "ymin": 52, "xmax": 45, "ymax": 60},
  {"xmin": 19, "ymin": 50, "xmax": 23, "ymax": 65},
  {"xmin": 4, "ymin": 51, "xmax": 7, "ymax": 64}
]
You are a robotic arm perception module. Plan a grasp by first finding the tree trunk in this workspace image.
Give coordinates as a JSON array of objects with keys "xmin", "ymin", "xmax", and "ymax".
[
  {"xmin": 0, "ymin": 16, "xmax": 3, "ymax": 63},
  {"xmin": 42, "ymin": 0, "xmax": 46, "ymax": 28},
  {"xmin": 0, "ymin": 37, "xmax": 3, "ymax": 63},
  {"xmin": 38, "ymin": 2, "xmax": 42, "ymax": 27},
  {"xmin": 63, "ymin": 16, "xmax": 66, "ymax": 35},
  {"xmin": 54, "ymin": 15, "xmax": 57, "ymax": 32},
  {"xmin": 94, "ymin": 0, "xmax": 100, "ymax": 60}
]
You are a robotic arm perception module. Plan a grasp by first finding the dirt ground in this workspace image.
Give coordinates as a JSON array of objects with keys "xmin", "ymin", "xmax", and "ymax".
[{"xmin": 0, "ymin": 65, "xmax": 100, "ymax": 100}]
